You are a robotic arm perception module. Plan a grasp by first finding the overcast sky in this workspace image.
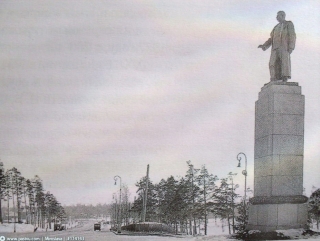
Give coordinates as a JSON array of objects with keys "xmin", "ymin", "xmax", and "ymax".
[{"xmin": 1, "ymin": 0, "xmax": 319, "ymax": 205}]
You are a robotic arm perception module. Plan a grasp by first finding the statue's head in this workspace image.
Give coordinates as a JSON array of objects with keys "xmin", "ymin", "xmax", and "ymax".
[{"xmin": 276, "ymin": 11, "xmax": 286, "ymax": 23}]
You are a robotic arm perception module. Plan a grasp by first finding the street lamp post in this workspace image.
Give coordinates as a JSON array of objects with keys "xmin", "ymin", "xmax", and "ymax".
[
  {"xmin": 114, "ymin": 175, "xmax": 122, "ymax": 233},
  {"xmin": 228, "ymin": 172, "xmax": 238, "ymax": 234},
  {"xmin": 237, "ymin": 152, "xmax": 247, "ymax": 208},
  {"xmin": 112, "ymin": 193, "xmax": 117, "ymax": 229}
]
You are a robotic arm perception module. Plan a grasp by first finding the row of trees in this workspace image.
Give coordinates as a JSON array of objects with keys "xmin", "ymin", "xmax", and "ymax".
[
  {"xmin": 111, "ymin": 161, "xmax": 249, "ymax": 235},
  {"xmin": 110, "ymin": 162, "xmax": 320, "ymax": 235},
  {"xmin": 0, "ymin": 162, "xmax": 66, "ymax": 230},
  {"xmin": 309, "ymin": 188, "xmax": 320, "ymax": 230}
]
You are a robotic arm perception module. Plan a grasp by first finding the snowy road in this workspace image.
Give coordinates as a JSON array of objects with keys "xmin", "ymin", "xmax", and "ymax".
[
  {"xmin": 1, "ymin": 220, "xmax": 198, "ymax": 241},
  {"xmin": 2, "ymin": 220, "xmax": 319, "ymax": 241}
]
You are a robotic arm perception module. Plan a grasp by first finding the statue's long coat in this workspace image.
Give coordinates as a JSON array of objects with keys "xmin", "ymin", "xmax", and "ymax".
[{"xmin": 263, "ymin": 21, "xmax": 296, "ymax": 80}]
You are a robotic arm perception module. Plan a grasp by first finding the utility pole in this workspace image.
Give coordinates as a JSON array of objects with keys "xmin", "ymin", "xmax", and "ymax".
[
  {"xmin": 231, "ymin": 176, "xmax": 235, "ymax": 233},
  {"xmin": 157, "ymin": 185, "xmax": 161, "ymax": 223},
  {"xmin": 190, "ymin": 164, "xmax": 197, "ymax": 235},
  {"xmin": 141, "ymin": 190, "xmax": 144, "ymax": 222},
  {"xmin": 203, "ymin": 167, "xmax": 207, "ymax": 235},
  {"xmin": 142, "ymin": 164, "xmax": 149, "ymax": 222}
]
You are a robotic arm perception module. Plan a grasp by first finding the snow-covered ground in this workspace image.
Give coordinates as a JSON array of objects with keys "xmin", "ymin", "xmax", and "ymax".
[
  {"xmin": 0, "ymin": 223, "xmax": 34, "ymax": 233},
  {"xmin": 1, "ymin": 219, "xmax": 319, "ymax": 241},
  {"xmin": 0, "ymin": 221, "xmax": 79, "ymax": 233},
  {"xmin": 190, "ymin": 219, "xmax": 320, "ymax": 240},
  {"xmin": 206, "ymin": 218, "xmax": 230, "ymax": 236},
  {"xmin": 275, "ymin": 229, "xmax": 320, "ymax": 241}
]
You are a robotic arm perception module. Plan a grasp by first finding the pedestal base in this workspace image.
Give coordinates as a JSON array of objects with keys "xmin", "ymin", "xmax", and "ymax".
[{"xmin": 247, "ymin": 203, "xmax": 308, "ymax": 232}]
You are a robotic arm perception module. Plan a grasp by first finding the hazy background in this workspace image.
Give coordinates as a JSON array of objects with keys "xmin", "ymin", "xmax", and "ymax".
[{"xmin": 1, "ymin": 0, "xmax": 319, "ymax": 205}]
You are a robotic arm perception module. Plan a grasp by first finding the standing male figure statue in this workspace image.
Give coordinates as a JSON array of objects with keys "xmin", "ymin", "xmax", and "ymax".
[{"xmin": 258, "ymin": 11, "xmax": 296, "ymax": 82}]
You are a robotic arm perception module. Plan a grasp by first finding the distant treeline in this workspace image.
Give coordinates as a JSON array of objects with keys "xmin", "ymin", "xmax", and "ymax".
[{"xmin": 63, "ymin": 203, "xmax": 111, "ymax": 219}]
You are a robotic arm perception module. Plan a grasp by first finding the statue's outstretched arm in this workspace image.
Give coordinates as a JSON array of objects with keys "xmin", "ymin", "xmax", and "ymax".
[
  {"xmin": 262, "ymin": 38, "xmax": 272, "ymax": 50},
  {"xmin": 258, "ymin": 29, "xmax": 273, "ymax": 50}
]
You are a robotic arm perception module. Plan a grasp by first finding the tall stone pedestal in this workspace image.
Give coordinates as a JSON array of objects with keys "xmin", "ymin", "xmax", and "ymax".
[{"xmin": 247, "ymin": 81, "xmax": 308, "ymax": 232}]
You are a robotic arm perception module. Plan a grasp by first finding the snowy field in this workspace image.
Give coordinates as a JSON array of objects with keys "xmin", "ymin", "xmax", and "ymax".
[
  {"xmin": 206, "ymin": 218, "xmax": 229, "ymax": 236},
  {"xmin": 0, "ymin": 221, "xmax": 79, "ymax": 233},
  {"xmin": 0, "ymin": 219, "xmax": 319, "ymax": 241},
  {"xmin": 184, "ymin": 219, "xmax": 320, "ymax": 240},
  {"xmin": 0, "ymin": 223, "xmax": 34, "ymax": 233}
]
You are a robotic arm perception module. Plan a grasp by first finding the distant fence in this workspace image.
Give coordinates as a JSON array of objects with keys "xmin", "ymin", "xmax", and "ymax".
[{"xmin": 121, "ymin": 222, "xmax": 175, "ymax": 234}]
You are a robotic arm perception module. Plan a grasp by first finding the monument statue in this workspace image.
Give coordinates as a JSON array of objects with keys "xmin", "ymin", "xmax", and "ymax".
[
  {"xmin": 258, "ymin": 11, "xmax": 296, "ymax": 82},
  {"xmin": 247, "ymin": 11, "xmax": 308, "ymax": 233}
]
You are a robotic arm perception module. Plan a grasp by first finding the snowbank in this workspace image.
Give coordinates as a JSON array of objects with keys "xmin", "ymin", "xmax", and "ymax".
[
  {"xmin": 276, "ymin": 229, "xmax": 305, "ymax": 239},
  {"xmin": 0, "ymin": 222, "xmax": 79, "ymax": 233},
  {"xmin": 0, "ymin": 223, "xmax": 34, "ymax": 233}
]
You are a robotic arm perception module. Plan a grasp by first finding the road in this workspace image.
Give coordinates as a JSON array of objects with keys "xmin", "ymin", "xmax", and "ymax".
[{"xmin": 1, "ymin": 220, "xmax": 198, "ymax": 241}]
